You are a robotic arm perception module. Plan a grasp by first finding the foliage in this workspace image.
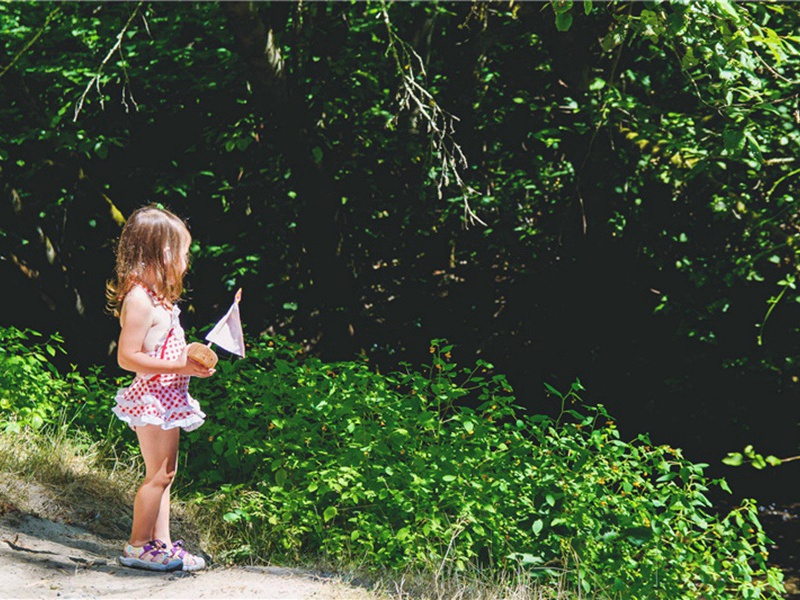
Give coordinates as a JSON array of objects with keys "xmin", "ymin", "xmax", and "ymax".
[
  {"xmin": 0, "ymin": 327, "xmax": 123, "ymax": 439},
  {"xmin": 3, "ymin": 1, "xmax": 800, "ymax": 465},
  {"xmin": 2, "ymin": 1, "xmax": 800, "ymax": 585},
  {"xmin": 0, "ymin": 325, "xmax": 786, "ymax": 595},
  {"xmin": 185, "ymin": 336, "xmax": 783, "ymax": 599},
  {"xmin": 0, "ymin": 327, "xmax": 73, "ymax": 431},
  {"xmin": 723, "ymin": 444, "xmax": 799, "ymax": 470}
]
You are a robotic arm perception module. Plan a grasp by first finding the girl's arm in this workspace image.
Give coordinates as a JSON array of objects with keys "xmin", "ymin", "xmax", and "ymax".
[{"xmin": 117, "ymin": 290, "xmax": 214, "ymax": 378}]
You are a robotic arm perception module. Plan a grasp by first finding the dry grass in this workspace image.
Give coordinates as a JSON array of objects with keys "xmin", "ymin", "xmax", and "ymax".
[
  {"xmin": 368, "ymin": 562, "xmax": 580, "ymax": 600},
  {"xmin": 0, "ymin": 419, "xmax": 203, "ymax": 546}
]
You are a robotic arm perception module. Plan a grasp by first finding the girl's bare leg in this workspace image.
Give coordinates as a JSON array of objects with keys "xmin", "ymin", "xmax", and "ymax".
[
  {"xmin": 151, "ymin": 445, "xmax": 178, "ymax": 546},
  {"xmin": 129, "ymin": 425, "xmax": 180, "ymax": 547}
]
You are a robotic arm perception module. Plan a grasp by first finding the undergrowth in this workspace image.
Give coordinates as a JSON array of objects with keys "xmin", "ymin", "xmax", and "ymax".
[{"xmin": 0, "ymin": 326, "xmax": 786, "ymax": 599}]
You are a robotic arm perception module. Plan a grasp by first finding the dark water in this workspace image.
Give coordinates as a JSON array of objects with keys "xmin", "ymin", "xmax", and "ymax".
[
  {"xmin": 702, "ymin": 460, "xmax": 799, "ymax": 597},
  {"xmin": 759, "ymin": 502, "xmax": 800, "ymax": 598}
]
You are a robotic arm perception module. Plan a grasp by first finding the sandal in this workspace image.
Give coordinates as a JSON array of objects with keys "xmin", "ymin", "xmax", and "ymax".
[
  {"xmin": 170, "ymin": 539, "xmax": 207, "ymax": 571},
  {"xmin": 119, "ymin": 539, "xmax": 183, "ymax": 571}
]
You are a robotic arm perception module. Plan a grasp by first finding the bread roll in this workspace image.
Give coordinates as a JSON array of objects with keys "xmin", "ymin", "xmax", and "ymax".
[{"xmin": 187, "ymin": 342, "xmax": 218, "ymax": 369}]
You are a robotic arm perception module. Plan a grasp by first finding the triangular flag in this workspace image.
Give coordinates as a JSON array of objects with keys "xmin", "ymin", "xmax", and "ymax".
[{"xmin": 205, "ymin": 288, "xmax": 245, "ymax": 357}]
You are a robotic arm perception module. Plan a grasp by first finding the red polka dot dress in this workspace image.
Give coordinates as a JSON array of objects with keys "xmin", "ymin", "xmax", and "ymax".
[{"xmin": 112, "ymin": 285, "xmax": 206, "ymax": 432}]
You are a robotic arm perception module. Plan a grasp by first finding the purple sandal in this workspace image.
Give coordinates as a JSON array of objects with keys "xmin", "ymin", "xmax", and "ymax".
[
  {"xmin": 170, "ymin": 539, "xmax": 207, "ymax": 571},
  {"xmin": 119, "ymin": 539, "xmax": 183, "ymax": 571}
]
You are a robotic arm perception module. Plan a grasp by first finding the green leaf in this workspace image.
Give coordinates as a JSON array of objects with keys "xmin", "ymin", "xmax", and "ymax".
[
  {"xmin": 275, "ymin": 468, "xmax": 287, "ymax": 486},
  {"xmin": 722, "ymin": 127, "xmax": 745, "ymax": 153},
  {"xmin": 223, "ymin": 511, "xmax": 242, "ymax": 523},
  {"xmin": 623, "ymin": 526, "xmax": 653, "ymax": 544},
  {"xmin": 544, "ymin": 382, "xmax": 561, "ymax": 396},
  {"xmin": 553, "ymin": 0, "xmax": 573, "ymax": 13},
  {"xmin": 509, "ymin": 552, "xmax": 543, "ymax": 565},
  {"xmin": 589, "ymin": 78, "xmax": 606, "ymax": 91},
  {"xmin": 323, "ymin": 506, "xmax": 337, "ymax": 522},
  {"xmin": 722, "ymin": 452, "xmax": 743, "ymax": 466},
  {"xmin": 716, "ymin": 0, "xmax": 742, "ymax": 23},
  {"xmin": 555, "ymin": 12, "xmax": 573, "ymax": 32}
]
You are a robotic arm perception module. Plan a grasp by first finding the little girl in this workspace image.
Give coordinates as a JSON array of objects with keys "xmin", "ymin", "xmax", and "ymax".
[{"xmin": 107, "ymin": 204, "xmax": 215, "ymax": 572}]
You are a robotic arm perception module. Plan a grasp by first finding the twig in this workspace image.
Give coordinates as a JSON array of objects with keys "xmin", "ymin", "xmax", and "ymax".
[
  {"xmin": 117, "ymin": 42, "xmax": 139, "ymax": 114},
  {"xmin": 73, "ymin": 2, "xmax": 143, "ymax": 121},
  {"xmin": 753, "ymin": 49, "xmax": 798, "ymax": 84},
  {"xmin": 435, "ymin": 518, "xmax": 467, "ymax": 582},
  {"xmin": 380, "ymin": 2, "xmax": 486, "ymax": 228},
  {"xmin": 757, "ymin": 282, "xmax": 790, "ymax": 347},
  {"xmin": 4, "ymin": 535, "xmax": 56, "ymax": 555},
  {"xmin": 139, "ymin": 7, "xmax": 152, "ymax": 39}
]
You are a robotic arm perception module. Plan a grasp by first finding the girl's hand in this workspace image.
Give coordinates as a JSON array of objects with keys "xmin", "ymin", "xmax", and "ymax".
[{"xmin": 177, "ymin": 348, "xmax": 216, "ymax": 378}]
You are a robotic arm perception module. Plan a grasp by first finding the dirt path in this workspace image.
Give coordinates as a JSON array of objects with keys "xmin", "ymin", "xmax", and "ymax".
[{"xmin": 0, "ymin": 512, "xmax": 378, "ymax": 600}]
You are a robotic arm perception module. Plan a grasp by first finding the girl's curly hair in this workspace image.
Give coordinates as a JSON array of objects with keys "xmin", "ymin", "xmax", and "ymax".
[{"xmin": 106, "ymin": 204, "xmax": 191, "ymax": 317}]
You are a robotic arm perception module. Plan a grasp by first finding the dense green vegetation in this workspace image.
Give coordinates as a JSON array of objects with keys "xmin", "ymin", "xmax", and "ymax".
[
  {"xmin": 3, "ymin": 1, "xmax": 800, "ymax": 466},
  {"xmin": 0, "ymin": 327, "xmax": 786, "ymax": 597},
  {"xmin": 2, "ymin": 0, "xmax": 800, "ymax": 596}
]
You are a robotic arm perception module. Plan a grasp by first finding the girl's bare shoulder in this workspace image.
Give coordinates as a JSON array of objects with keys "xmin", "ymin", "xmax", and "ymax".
[{"xmin": 119, "ymin": 285, "xmax": 156, "ymax": 321}]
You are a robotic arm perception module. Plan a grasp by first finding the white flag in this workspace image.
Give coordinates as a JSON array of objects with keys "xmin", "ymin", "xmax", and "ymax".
[{"xmin": 205, "ymin": 288, "xmax": 245, "ymax": 357}]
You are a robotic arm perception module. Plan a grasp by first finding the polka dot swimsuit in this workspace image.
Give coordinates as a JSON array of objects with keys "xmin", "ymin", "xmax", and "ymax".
[{"xmin": 112, "ymin": 284, "xmax": 206, "ymax": 432}]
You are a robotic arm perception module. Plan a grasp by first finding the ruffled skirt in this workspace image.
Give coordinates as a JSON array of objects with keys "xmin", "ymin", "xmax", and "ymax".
[{"xmin": 112, "ymin": 375, "xmax": 205, "ymax": 432}]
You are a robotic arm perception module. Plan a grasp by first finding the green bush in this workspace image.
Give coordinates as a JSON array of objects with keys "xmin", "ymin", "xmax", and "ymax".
[
  {"xmin": 0, "ymin": 326, "xmax": 784, "ymax": 597},
  {"xmin": 0, "ymin": 328, "xmax": 73, "ymax": 431},
  {"xmin": 188, "ymin": 336, "xmax": 784, "ymax": 599},
  {"xmin": 0, "ymin": 327, "xmax": 122, "ymax": 439}
]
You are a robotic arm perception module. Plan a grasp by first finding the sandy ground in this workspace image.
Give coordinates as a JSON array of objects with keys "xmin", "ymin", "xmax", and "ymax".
[{"xmin": 0, "ymin": 511, "xmax": 378, "ymax": 600}]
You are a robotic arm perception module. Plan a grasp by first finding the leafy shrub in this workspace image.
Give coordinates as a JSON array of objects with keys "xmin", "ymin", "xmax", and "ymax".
[
  {"xmin": 188, "ymin": 336, "xmax": 784, "ymax": 599},
  {"xmin": 0, "ymin": 327, "xmax": 123, "ymax": 440},
  {"xmin": 0, "ymin": 326, "xmax": 784, "ymax": 597},
  {"xmin": 0, "ymin": 328, "xmax": 73, "ymax": 431}
]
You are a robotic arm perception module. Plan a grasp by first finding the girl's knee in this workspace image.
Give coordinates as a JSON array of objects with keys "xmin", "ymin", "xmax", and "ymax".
[
  {"xmin": 143, "ymin": 472, "xmax": 173, "ymax": 490},
  {"xmin": 144, "ymin": 461, "xmax": 176, "ymax": 489}
]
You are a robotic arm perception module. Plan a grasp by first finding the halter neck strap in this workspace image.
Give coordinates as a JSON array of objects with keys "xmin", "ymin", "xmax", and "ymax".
[{"xmin": 130, "ymin": 278, "xmax": 173, "ymax": 311}]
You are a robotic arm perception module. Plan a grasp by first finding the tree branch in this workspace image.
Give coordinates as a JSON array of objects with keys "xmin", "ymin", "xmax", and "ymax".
[
  {"xmin": 381, "ymin": 2, "xmax": 486, "ymax": 228},
  {"xmin": 73, "ymin": 2, "xmax": 143, "ymax": 122}
]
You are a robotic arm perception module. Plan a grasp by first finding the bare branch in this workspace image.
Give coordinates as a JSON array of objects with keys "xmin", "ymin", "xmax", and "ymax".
[
  {"xmin": 73, "ymin": 2, "xmax": 143, "ymax": 122},
  {"xmin": 140, "ymin": 7, "xmax": 152, "ymax": 39},
  {"xmin": 380, "ymin": 2, "xmax": 486, "ymax": 228},
  {"xmin": 117, "ymin": 41, "xmax": 138, "ymax": 114}
]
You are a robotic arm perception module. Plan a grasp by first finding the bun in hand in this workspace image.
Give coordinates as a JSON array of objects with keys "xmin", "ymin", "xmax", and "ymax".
[{"xmin": 187, "ymin": 342, "xmax": 218, "ymax": 369}]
